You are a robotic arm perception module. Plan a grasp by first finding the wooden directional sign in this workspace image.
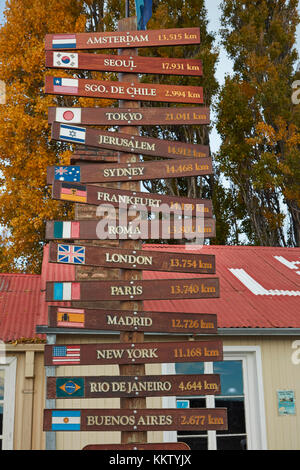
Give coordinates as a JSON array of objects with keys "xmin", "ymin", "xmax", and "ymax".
[
  {"xmin": 52, "ymin": 181, "xmax": 213, "ymax": 218},
  {"xmin": 47, "ymin": 374, "xmax": 221, "ymax": 399},
  {"xmin": 44, "ymin": 340, "xmax": 223, "ymax": 366},
  {"xmin": 45, "ymin": 76, "xmax": 203, "ymax": 104},
  {"xmin": 47, "ymin": 158, "xmax": 213, "ymax": 184},
  {"xmin": 47, "ymin": 306, "xmax": 218, "ymax": 334},
  {"xmin": 44, "ymin": 408, "xmax": 227, "ymax": 432},
  {"xmin": 46, "ymin": 51, "xmax": 203, "ymax": 76},
  {"xmin": 48, "ymin": 106, "xmax": 210, "ymax": 126},
  {"xmin": 45, "ymin": 278, "xmax": 219, "ymax": 302},
  {"xmin": 51, "ymin": 122, "xmax": 209, "ymax": 159},
  {"xmin": 49, "ymin": 242, "xmax": 216, "ymax": 274},
  {"xmin": 45, "ymin": 28, "xmax": 201, "ymax": 51},
  {"xmin": 83, "ymin": 443, "xmax": 191, "ymax": 450},
  {"xmin": 45, "ymin": 218, "xmax": 216, "ymax": 241}
]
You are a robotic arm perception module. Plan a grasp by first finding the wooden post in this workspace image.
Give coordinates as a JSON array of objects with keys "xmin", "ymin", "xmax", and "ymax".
[{"xmin": 118, "ymin": 16, "xmax": 147, "ymax": 445}]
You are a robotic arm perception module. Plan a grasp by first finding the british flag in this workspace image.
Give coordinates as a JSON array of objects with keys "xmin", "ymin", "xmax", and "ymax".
[{"xmin": 57, "ymin": 244, "xmax": 85, "ymax": 264}]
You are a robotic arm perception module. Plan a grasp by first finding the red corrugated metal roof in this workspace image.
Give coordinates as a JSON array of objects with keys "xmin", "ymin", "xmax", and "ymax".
[{"xmin": 0, "ymin": 244, "xmax": 299, "ymax": 341}]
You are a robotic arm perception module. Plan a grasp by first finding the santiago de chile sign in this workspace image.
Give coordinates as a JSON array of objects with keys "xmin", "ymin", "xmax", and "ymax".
[
  {"xmin": 48, "ymin": 106, "xmax": 210, "ymax": 126},
  {"xmin": 44, "ymin": 340, "xmax": 223, "ymax": 366},
  {"xmin": 46, "ymin": 51, "xmax": 203, "ymax": 76},
  {"xmin": 47, "ymin": 159, "xmax": 213, "ymax": 184},
  {"xmin": 51, "ymin": 181, "xmax": 213, "ymax": 218},
  {"xmin": 51, "ymin": 122, "xmax": 209, "ymax": 159},
  {"xmin": 44, "ymin": 28, "xmax": 201, "ymax": 51},
  {"xmin": 45, "ymin": 76, "xmax": 203, "ymax": 104},
  {"xmin": 43, "ymin": 408, "xmax": 227, "ymax": 432},
  {"xmin": 47, "ymin": 374, "xmax": 221, "ymax": 399},
  {"xmin": 47, "ymin": 305, "xmax": 218, "ymax": 334}
]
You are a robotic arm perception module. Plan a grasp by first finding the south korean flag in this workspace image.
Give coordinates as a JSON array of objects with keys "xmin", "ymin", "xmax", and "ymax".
[{"xmin": 53, "ymin": 52, "xmax": 78, "ymax": 69}]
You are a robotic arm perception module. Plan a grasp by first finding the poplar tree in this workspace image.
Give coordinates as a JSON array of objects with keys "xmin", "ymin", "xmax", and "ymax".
[{"xmin": 216, "ymin": 0, "xmax": 300, "ymax": 246}]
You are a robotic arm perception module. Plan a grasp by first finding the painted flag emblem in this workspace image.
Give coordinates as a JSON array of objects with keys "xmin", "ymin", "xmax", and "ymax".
[
  {"xmin": 57, "ymin": 307, "xmax": 85, "ymax": 328},
  {"xmin": 55, "ymin": 108, "xmax": 82, "ymax": 124},
  {"xmin": 53, "ymin": 221, "xmax": 80, "ymax": 239},
  {"xmin": 52, "ymin": 34, "xmax": 77, "ymax": 50},
  {"xmin": 51, "ymin": 410, "xmax": 81, "ymax": 431},
  {"xmin": 60, "ymin": 182, "xmax": 87, "ymax": 202},
  {"xmin": 53, "ymin": 77, "xmax": 78, "ymax": 94},
  {"xmin": 54, "ymin": 166, "xmax": 80, "ymax": 182},
  {"xmin": 53, "ymin": 52, "xmax": 78, "ymax": 68},
  {"xmin": 52, "ymin": 345, "xmax": 81, "ymax": 365},
  {"xmin": 53, "ymin": 282, "xmax": 81, "ymax": 301},
  {"xmin": 57, "ymin": 244, "xmax": 85, "ymax": 265},
  {"xmin": 59, "ymin": 123, "xmax": 86, "ymax": 144},
  {"xmin": 56, "ymin": 378, "xmax": 84, "ymax": 397}
]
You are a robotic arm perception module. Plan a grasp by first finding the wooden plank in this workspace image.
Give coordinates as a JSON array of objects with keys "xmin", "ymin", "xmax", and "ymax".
[
  {"xmin": 47, "ymin": 158, "xmax": 213, "ymax": 184},
  {"xmin": 45, "ymin": 28, "xmax": 201, "ymax": 51},
  {"xmin": 51, "ymin": 122, "xmax": 209, "ymax": 159},
  {"xmin": 82, "ymin": 443, "xmax": 191, "ymax": 450},
  {"xmin": 45, "ymin": 218, "xmax": 216, "ymax": 241},
  {"xmin": 47, "ymin": 305, "xmax": 218, "ymax": 334},
  {"xmin": 46, "ymin": 374, "xmax": 221, "ymax": 399},
  {"xmin": 49, "ymin": 242, "xmax": 216, "ymax": 273},
  {"xmin": 51, "ymin": 181, "xmax": 213, "ymax": 218},
  {"xmin": 45, "ymin": 277, "xmax": 220, "ymax": 302},
  {"xmin": 45, "ymin": 76, "xmax": 203, "ymax": 104},
  {"xmin": 46, "ymin": 51, "xmax": 203, "ymax": 76},
  {"xmin": 48, "ymin": 106, "xmax": 210, "ymax": 126},
  {"xmin": 44, "ymin": 340, "xmax": 223, "ymax": 366}
]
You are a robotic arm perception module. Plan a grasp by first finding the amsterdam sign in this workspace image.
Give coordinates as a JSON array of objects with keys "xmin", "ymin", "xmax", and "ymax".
[
  {"xmin": 51, "ymin": 181, "xmax": 213, "ymax": 218},
  {"xmin": 45, "ymin": 277, "xmax": 220, "ymax": 302},
  {"xmin": 47, "ymin": 306, "xmax": 218, "ymax": 334},
  {"xmin": 49, "ymin": 242, "xmax": 216, "ymax": 274},
  {"xmin": 44, "ymin": 340, "xmax": 223, "ymax": 366},
  {"xmin": 48, "ymin": 106, "xmax": 210, "ymax": 126},
  {"xmin": 43, "ymin": 408, "xmax": 227, "ymax": 432},
  {"xmin": 46, "ymin": 51, "xmax": 203, "ymax": 76},
  {"xmin": 45, "ymin": 76, "xmax": 203, "ymax": 104},
  {"xmin": 45, "ymin": 28, "xmax": 201, "ymax": 51},
  {"xmin": 47, "ymin": 158, "xmax": 213, "ymax": 184},
  {"xmin": 46, "ymin": 374, "xmax": 221, "ymax": 399},
  {"xmin": 51, "ymin": 122, "xmax": 209, "ymax": 159}
]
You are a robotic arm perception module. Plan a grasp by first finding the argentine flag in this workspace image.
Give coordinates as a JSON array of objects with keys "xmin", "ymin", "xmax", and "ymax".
[
  {"xmin": 59, "ymin": 123, "xmax": 86, "ymax": 144},
  {"xmin": 51, "ymin": 410, "xmax": 81, "ymax": 431}
]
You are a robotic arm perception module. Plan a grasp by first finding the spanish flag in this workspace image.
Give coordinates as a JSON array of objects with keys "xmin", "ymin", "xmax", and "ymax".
[{"xmin": 60, "ymin": 182, "xmax": 87, "ymax": 203}]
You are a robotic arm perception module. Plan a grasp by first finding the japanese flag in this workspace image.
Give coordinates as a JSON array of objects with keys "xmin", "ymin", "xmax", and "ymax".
[{"xmin": 55, "ymin": 108, "xmax": 82, "ymax": 124}]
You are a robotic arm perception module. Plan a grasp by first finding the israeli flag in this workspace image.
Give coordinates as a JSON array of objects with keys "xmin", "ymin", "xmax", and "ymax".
[{"xmin": 59, "ymin": 123, "xmax": 86, "ymax": 144}]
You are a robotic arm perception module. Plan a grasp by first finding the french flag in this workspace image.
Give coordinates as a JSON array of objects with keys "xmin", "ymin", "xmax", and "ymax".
[{"xmin": 52, "ymin": 34, "xmax": 77, "ymax": 49}]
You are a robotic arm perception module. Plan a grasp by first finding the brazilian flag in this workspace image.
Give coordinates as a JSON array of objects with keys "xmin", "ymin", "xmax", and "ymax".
[{"xmin": 56, "ymin": 377, "xmax": 84, "ymax": 398}]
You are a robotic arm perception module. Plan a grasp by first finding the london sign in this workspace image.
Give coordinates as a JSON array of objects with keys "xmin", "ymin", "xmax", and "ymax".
[
  {"xmin": 47, "ymin": 158, "xmax": 213, "ymax": 184},
  {"xmin": 45, "ymin": 76, "xmax": 203, "ymax": 104},
  {"xmin": 46, "ymin": 374, "xmax": 221, "ymax": 399},
  {"xmin": 51, "ymin": 121, "xmax": 209, "ymax": 159},
  {"xmin": 45, "ymin": 28, "xmax": 201, "ymax": 51},
  {"xmin": 49, "ymin": 242, "xmax": 216, "ymax": 274},
  {"xmin": 48, "ymin": 106, "xmax": 210, "ymax": 126},
  {"xmin": 43, "ymin": 408, "xmax": 227, "ymax": 432},
  {"xmin": 44, "ymin": 340, "xmax": 223, "ymax": 366},
  {"xmin": 51, "ymin": 180, "xmax": 213, "ymax": 218},
  {"xmin": 45, "ymin": 277, "xmax": 219, "ymax": 302},
  {"xmin": 45, "ymin": 218, "xmax": 216, "ymax": 241},
  {"xmin": 46, "ymin": 51, "xmax": 203, "ymax": 76},
  {"xmin": 47, "ymin": 306, "xmax": 218, "ymax": 334}
]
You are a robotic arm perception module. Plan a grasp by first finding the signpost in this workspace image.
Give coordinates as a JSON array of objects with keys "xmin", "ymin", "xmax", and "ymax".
[
  {"xmin": 48, "ymin": 106, "xmax": 210, "ymax": 126},
  {"xmin": 45, "ymin": 76, "xmax": 203, "ymax": 104},
  {"xmin": 46, "ymin": 374, "xmax": 221, "ymax": 399},
  {"xmin": 44, "ymin": 340, "xmax": 223, "ymax": 366},
  {"xmin": 51, "ymin": 121, "xmax": 209, "ymax": 159},
  {"xmin": 47, "ymin": 306, "xmax": 218, "ymax": 334}
]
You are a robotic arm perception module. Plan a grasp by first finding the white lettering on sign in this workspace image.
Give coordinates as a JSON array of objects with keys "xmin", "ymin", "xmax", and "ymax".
[
  {"xmin": 229, "ymin": 268, "xmax": 300, "ymax": 296},
  {"xmin": 291, "ymin": 340, "xmax": 300, "ymax": 365}
]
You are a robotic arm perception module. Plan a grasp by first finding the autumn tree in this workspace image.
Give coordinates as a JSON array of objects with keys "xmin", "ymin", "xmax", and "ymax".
[{"xmin": 216, "ymin": 0, "xmax": 300, "ymax": 246}]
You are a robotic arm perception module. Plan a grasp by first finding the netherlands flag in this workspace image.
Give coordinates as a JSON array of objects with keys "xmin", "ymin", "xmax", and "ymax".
[{"xmin": 52, "ymin": 34, "xmax": 77, "ymax": 50}]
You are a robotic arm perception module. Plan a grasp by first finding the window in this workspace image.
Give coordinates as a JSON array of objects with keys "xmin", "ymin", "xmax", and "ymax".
[
  {"xmin": 0, "ymin": 357, "xmax": 17, "ymax": 450},
  {"xmin": 163, "ymin": 346, "xmax": 267, "ymax": 450}
]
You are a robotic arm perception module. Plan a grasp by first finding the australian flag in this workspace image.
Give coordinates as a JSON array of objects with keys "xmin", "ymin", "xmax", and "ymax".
[
  {"xmin": 57, "ymin": 244, "xmax": 85, "ymax": 264},
  {"xmin": 135, "ymin": 0, "xmax": 153, "ymax": 30}
]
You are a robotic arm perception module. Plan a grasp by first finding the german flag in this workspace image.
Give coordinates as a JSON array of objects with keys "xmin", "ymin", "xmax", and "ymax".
[{"xmin": 60, "ymin": 182, "xmax": 87, "ymax": 203}]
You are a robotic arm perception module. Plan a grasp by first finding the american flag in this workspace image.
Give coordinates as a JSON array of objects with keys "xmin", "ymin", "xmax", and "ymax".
[
  {"xmin": 52, "ymin": 345, "xmax": 81, "ymax": 365},
  {"xmin": 57, "ymin": 244, "xmax": 85, "ymax": 264}
]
